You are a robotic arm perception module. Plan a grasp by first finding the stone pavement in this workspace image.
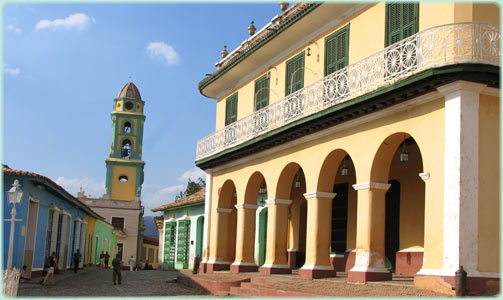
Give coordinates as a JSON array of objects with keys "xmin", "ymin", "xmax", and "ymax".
[{"xmin": 17, "ymin": 266, "xmax": 209, "ymax": 297}]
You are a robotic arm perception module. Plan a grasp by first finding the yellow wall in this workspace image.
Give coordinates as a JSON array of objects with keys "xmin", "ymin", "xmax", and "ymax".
[
  {"xmin": 212, "ymin": 3, "xmax": 499, "ymax": 131},
  {"xmin": 478, "ymin": 94, "xmax": 500, "ymax": 273},
  {"xmin": 210, "ymin": 95, "xmax": 446, "ymax": 270},
  {"xmin": 110, "ymin": 165, "xmax": 137, "ymax": 201},
  {"xmin": 84, "ymin": 215, "xmax": 97, "ymax": 264}
]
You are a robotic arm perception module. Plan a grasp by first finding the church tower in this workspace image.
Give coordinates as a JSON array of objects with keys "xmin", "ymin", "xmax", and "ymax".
[{"xmin": 105, "ymin": 82, "xmax": 146, "ymax": 201}]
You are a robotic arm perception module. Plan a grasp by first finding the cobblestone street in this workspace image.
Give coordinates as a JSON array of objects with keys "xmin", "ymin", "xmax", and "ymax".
[{"xmin": 17, "ymin": 267, "xmax": 209, "ymax": 297}]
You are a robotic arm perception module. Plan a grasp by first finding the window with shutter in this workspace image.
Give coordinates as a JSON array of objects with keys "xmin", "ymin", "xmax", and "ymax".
[
  {"xmin": 225, "ymin": 93, "xmax": 238, "ymax": 126},
  {"xmin": 325, "ymin": 24, "xmax": 350, "ymax": 76},
  {"xmin": 285, "ymin": 52, "xmax": 305, "ymax": 96},
  {"xmin": 385, "ymin": 3, "xmax": 419, "ymax": 46},
  {"xmin": 254, "ymin": 74, "xmax": 270, "ymax": 111}
]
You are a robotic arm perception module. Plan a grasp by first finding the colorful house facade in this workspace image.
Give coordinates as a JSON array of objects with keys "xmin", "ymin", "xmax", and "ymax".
[
  {"xmin": 140, "ymin": 236, "xmax": 159, "ymax": 269},
  {"xmin": 151, "ymin": 189, "xmax": 205, "ymax": 270},
  {"xmin": 195, "ymin": 2, "xmax": 500, "ymax": 295},
  {"xmin": 2, "ymin": 165, "xmax": 110, "ymax": 277}
]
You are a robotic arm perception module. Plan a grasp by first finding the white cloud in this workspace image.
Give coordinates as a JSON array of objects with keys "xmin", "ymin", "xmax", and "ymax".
[
  {"xmin": 146, "ymin": 41, "xmax": 180, "ymax": 65},
  {"xmin": 35, "ymin": 13, "xmax": 95, "ymax": 32},
  {"xmin": 142, "ymin": 184, "xmax": 185, "ymax": 215},
  {"xmin": 55, "ymin": 176, "xmax": 105, "ymax": 198},
  {"xmin": 178, "ymin": 167, "xmax": 206, "ymax": 182},
  {"xmin": 4, "ymin": 63, "xmax": 21, "ymax": 76},
  {"xmin": 7, "ymin": 24, "xmax": 21, "ymax": 34}
]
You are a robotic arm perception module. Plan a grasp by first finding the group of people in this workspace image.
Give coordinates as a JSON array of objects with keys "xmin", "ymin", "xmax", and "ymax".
[{"xmin": 34, "ymin": 249, "xmax": 145, "ymax": 286}]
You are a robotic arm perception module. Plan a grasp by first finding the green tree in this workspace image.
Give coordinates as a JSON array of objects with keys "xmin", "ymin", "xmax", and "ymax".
[{"xmin": 175, "ymin": 177, "xmax": 206, "ymax": 201}]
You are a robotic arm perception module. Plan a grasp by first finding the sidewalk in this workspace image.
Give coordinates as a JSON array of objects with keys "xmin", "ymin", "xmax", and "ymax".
[{"xmin": 21, "ymin": 265, "xmax": 100, "ymax": 288}]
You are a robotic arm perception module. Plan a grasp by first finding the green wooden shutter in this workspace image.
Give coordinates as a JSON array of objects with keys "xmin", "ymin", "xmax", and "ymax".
[
  {"xmin": 386, "ymin": 3, "xmax": 419, "ymax": 46},
  {"xmin": 163, "ymin": 221, "xmax": 176, "ymax": 269},
  {"xmin": 325, "ymin": 25, "xmax": 350, "ymax": 75},
  {"xmin": 176, "ymin": 219, "xmax": 191, "ymax": 269},
  {"xmin": 254, "ymin": 74, "xmax": 270, "ymax": 111},
  {"xmin": 285, "ymin": 52, "xmax": 305, "ymax": 96},
  {"xmin": 225, "ymin": 93, "xmax": 238, "ymax": 126}
]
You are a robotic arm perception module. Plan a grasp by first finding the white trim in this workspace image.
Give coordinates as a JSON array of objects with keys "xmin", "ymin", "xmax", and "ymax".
[
  {"xmin": 303, "ymin": 192, "xmax": 336, "ymax": 199},
  {"xmin": 166, "ymin": 217, "xmax": 176, "ymax": 222},
  {"xmin": 418, "ymin": 172, "xmax": 430, "ymax": 181},
  {"xmin": 349, "ymin": 266, "xmax": 390, "ymax": 273},
  {"xmin": 202, "ymin": 171, "xmax": 212, "ymax": 263},
  {"xmin": 260, "ymin": 263, "xmax": 290, "ymax": 269},
  {"xmin": 74, "ymin": 216, "xmax": 82, "ymax": 223},
  {"xmin": 397, "ymin": 248, "xmax": 424, "ymax": 252},
  {"xmin": 352, "ymin": 182, "xmax": 391, "ymax": 191},
  {"xmin": 23, "ymin": 199, "xmax": 39, "ymax": 274},
  {"xmin": 29, "ymin": 196, "xmax": 39, "ymax": 203},
  {"xmin": 214, "ymin": 208, "xmax": 233, "ymax": 213},
  {"xmin": 31, "ymin": 267, "xmax": 43, "ymax": 271},
  {"xmin": 60, "ymin": 209, "xmax": 71, "ymax": 217},
  {"xmin": 231, "ymin": 262, "xmax": 257, "ymax": 266},
  {"xmin": 481, "ymin": 87, "xmax": 499, "ymax": 97},
  {"xmin": 287, "ymin": 248, "xmax": 297, "ymax": 252},
  {"xmin": 235, "ymin": 204, "xmax": 258, "ymax": 210},
  {"xmin": 416, "ymin": 269, "xmax": 500, "ymax": 278},
  {"xmin": 346, "ymin": 248, "xmax": 356, "ymax": 253},
  {"xmin": 49, "ymin": 204, "xmax": 60, "ymax": 212},
  {"xmin": 177, "ymin": 214, "xmax": 191, "ymax": 221},
  {"xmin": 300, "ymin": 265, "xmax": 334, "ymax": 270},
  {"xmin": 212, "ymin": 90, "xmax": 441, "ymax": 173},
  {"xmin": 265, "ymin": 199, "xmax": 292, "ymax": 205},
  {"xmin": 330, "ymin": 253, "xmax": 345, "ymax": 258}
]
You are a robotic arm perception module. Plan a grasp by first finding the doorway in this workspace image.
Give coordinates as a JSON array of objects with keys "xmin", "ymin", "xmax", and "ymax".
[{"xmin": 385, "ymin": 180, "xmax": 400, "ymax": 271}]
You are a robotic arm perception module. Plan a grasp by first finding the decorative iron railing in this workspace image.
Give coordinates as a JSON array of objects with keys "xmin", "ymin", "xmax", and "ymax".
[{"xmin": 196, "ymin": 22, "xmax": 500, "ymax": 161}]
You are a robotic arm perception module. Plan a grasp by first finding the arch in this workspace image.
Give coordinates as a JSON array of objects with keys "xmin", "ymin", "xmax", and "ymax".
[
  {"xmin": 317, "ymin": 149, "xmax": 357, "ymax": 192},
  {"xmin": 275, "ymin": 162, "xmax": 303, "ymax": 200},
  {"xmin": 244, "ymin": 171, "xmax": 267, "ymax": 205},
  {"xmin": 122, "ymin": 119, "xmax": 133, "ymax": 134},
  {"xmin": 214, "ymin": 179, "xmax": 237, "ymax": 265},
  {"xmin": 121, "ymin": 139, "xmax": 132, "ymax": 159},
  {"xmin": 217, "ymin": 179, "xmax": 237, "ymax": 209},
  {"xmin": 371, "ymin": 132, "xmax": 425, "ymax": 273}
]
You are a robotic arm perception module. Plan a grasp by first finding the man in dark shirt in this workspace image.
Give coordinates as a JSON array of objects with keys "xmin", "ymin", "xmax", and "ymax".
[
  {"xmin": 112, "ymin": 254, "xmax": 122, "ymax": 285},
  {"xmin": 73, "ymin": 249, "xmax": 81, "ymax": 273},
  {"xmin": 104, "ymin": 252, "xmax": 110, "ymax": 268}
]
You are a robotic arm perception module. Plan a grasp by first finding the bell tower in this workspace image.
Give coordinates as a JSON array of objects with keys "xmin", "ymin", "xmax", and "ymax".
[{"xmin": 105, "ymin": 82, "xmax": 146, "ymax": 201}]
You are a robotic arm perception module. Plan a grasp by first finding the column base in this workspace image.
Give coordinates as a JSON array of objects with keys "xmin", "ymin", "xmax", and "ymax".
[
  {"xmin": 299, "ymin": 266, "xmax": 336, "ymax": 279},
  {"xmin": 198, "ymin": 262, "xmax": 208, "ymax": 274},
  {"xmin": 206, "ymin": 261, "xmax": 230, "ymax": 273},
  {"xmin": 230, "ymin": 262, "xmax": 258, "ymax": 273},
  {"xmin": 348, "ymin": 267, "xmax": 392, "ymax": 283},
  {"xmin": 344, "ymin": 250, "xmax": 356, "ymax": 272},
  {"xmin": 415, "ymin": 271, "xmax": 500, "ymax": 295},
  {"xmin": 395, "ymin": 250, "xmax": 423, "ymax": 275},
  {"xmin": 287, "ymin": 250, "xmax": 297, "ymax": 269},
  {"xmin": 259, "ymin": 264, "xmax": 291, "ymax": 275}
]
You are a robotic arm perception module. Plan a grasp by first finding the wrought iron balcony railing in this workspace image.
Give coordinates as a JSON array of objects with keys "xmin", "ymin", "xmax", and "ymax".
[{"xmin": 196, "ymin": 22, "xmax": 500, "ymax": 161}]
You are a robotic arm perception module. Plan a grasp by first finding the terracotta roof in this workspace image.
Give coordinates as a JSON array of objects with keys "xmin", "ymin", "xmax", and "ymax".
[
  {"xmin": 151, "ymin": 189, "xmax": 205, "ymax": 212},
  {"xmin": 118, "ymin": 82, "xmax": 141, "ymax": 100},
  {"xmin": 2, "ymin": 164, "xmax": 105, "ymax": 221},
  {"xmin": 143, "ymin": 235, "xmax": 159, "ymax": 246}
]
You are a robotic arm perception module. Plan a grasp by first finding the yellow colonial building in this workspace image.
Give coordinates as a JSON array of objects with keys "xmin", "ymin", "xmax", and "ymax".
[{"xmin": 195, "ymin": 2, "xmax": 500, "ymax": 295}]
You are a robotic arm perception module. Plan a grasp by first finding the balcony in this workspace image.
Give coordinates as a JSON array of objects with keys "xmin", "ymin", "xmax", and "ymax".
[{"xmin": 196, "ymin": 22, "xmax": 500, "ymax": 162}]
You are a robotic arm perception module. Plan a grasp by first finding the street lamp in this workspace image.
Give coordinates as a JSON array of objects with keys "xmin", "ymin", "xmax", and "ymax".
[{"xmin": 4, "ymin": 179, "xmax": 23, "ymax": 297}]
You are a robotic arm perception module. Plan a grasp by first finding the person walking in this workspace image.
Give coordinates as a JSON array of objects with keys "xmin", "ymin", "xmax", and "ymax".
[
  {"xmin": 104, "ymin": 251, "xmax": 110, "ymax": 269},
  {"xmin": 128, "ymin": 256, "xmax": 135, "ymax": 271},
  {"xmin": 112, "ymin": 254, "xmax": 122, "ymax": 285},
  {"xmin": 73, "ymin": 249, "xmax": 81, "ymax": 273},
  {"xmin": 41, "ymin": 252, "xmax": 58, "ymax": 286},
  {"xmin": 99, "ymin": 251, "xmax": 105, "ymax": 268}
]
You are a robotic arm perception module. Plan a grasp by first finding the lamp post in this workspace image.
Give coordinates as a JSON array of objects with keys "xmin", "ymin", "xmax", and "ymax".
[{"xmin": 3, "ymin": 179, "xmax": 23, "ymax": 297}]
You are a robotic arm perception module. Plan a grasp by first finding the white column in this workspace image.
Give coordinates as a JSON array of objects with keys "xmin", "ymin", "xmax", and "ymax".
[
  {"xmin": 59, "ymin": 212, "xmax": 70, "ymax": 267},
  {"xmin": 438, "ymin": 81, "xmax": 485, "ymax": 275},
  {"xmin": 202, "ymin": 170, "xmax": 212, "ymax": 263},
  {"xmin": 74, "ymin": 218, "xmax": 82, "ymax": 252},
  {"xmin": 80, "ymin": 222, "xmax": 87, "ymax": 267}
]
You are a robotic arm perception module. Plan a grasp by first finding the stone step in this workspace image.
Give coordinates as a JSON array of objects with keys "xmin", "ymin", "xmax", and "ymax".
[
  {"xmin": 239, "ymin": 287, "xmax": 260, "ymax": 296},
  {"xmin": 250, "ymin": 276, "xmax": 286, "ymax": 285},
  {"xmin": 240, "ymin": 282, "xmax": 260, "ymax": 289}
]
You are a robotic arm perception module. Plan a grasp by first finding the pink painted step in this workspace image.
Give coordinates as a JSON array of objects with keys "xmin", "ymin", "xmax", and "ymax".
[{"xmin": 240, "ymin": 282, "xmax": 260, "ymax": 289}]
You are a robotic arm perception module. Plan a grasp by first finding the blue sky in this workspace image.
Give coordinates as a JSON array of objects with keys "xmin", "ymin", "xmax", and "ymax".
[{"xmin": 2, "ymin": 2, "xmax": 281, "ymax": 215}]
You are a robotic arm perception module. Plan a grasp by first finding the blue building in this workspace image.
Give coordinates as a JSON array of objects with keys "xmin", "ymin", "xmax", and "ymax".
[{"xmin": 3, "ymin": 165, "xmax": 103, "ymax": 278}]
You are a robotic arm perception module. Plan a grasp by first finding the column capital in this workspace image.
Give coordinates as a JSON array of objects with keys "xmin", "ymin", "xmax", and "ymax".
[
  {"xmin": 303, "ymin": 191, "xmax": 336, "ymax": 199},
  {"xmin": 265, "ymin": 198, "xmax": 292, "ymax": 206},
  {"xmin": 352, "ymin": 182, "xmax": 391, "ymax": 191},
  {"xmin": 214, "ymin": 207, "xmax": 233, "ymax": 213},
  {"xmin": 437, "ymin": 80, "xmax": 486, "ymax": 96},
  {"xmin": 234, "ymin": 203, "xmax": 258, "ymax": 210},
  {"xmin": 419, "ymin": 172, "xmax": 430, "ymax": 181}
]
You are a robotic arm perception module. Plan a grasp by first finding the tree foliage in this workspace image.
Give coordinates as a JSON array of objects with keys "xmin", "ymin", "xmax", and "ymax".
[{"xmin": 175, "ymin": 177, "xmax": 206, "ymax": 201}]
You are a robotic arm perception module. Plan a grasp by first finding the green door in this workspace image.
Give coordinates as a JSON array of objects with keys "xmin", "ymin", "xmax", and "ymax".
[
  {"xmin": 163, "ymin": 222, "xmax": 176, "ymax": 269},
  {"xmin": 258, "ymin": 207, "xmax": 268, "ymax": 266},
  {"xmin": 176, "ymin": 220, "xmax": 191, "ymax": 269},
  {"xmin": 195, "ymin": 217, "xmax": 204, "ymax": 258}
]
